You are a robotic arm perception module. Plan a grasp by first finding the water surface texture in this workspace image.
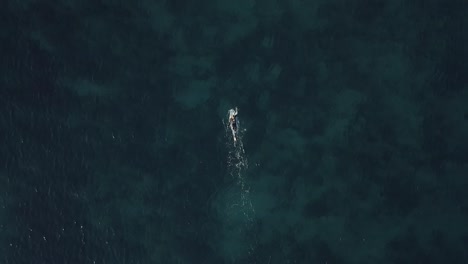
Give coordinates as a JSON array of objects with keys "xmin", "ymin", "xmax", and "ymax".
[{"xmin": 1, "ymin": 1, "xmax": 467, "ymax": 263}]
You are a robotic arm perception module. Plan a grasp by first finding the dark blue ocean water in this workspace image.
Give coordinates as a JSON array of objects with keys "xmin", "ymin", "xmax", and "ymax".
[{"xmin": 1, "ymin": 1, "xmax": 467, "ymax": 263}]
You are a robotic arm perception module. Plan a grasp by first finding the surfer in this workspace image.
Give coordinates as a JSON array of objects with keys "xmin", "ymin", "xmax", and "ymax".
[{"xmin": 228, "ymin": 107, "xmax": 239, "ymax": 144}]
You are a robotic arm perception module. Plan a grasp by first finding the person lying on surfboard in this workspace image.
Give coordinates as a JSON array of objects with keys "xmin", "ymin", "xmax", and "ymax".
[{"xmin": 228, "ymin": 107, "xmax": 239, "ymax": 144}]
